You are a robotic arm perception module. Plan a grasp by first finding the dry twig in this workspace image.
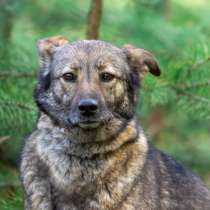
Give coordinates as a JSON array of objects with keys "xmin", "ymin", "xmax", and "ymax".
[
  {"xmin": 0, "ymin": 136, "xmax": 10, "ymax": 145},
  {"xmin": 0, "ymin": 71, "xmax": 36, "ymax": 79},
  {"xmin": 177, "ymin": 80, "xmax": 210, "ymax": 90},
  {"xmin": 0, "ymin": 181, "xmax": 21, "ymax": 188},
  {"xmin": 177, "ymin": 90, "xmax": 210, "ymax": 105}
]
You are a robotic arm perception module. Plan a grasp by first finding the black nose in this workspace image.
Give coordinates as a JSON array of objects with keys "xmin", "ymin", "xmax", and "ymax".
[{"xmin": 78, "ymin": 99, "xmax": 98, "ymax": 117}]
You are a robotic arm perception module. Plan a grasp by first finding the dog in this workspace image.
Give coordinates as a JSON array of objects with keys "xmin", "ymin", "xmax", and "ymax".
[{"xmin": 20, "ymin": 35, "xmax": 210, "ymax": 210}]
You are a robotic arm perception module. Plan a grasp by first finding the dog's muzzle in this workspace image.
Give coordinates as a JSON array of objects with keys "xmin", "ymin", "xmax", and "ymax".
[
  {"xmin": 78, "ymin": 98, "xmax": 99, "ymax": 117},
  {"xmin": 68, "ymin": 98, "xmax": 104, "ymax": 129}
]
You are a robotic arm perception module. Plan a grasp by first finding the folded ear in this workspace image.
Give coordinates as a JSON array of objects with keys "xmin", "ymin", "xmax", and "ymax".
[
  {"xmin": 122, "ymin": 44, "xmax": 161, "ymax": 79},
  {"xmin": 37, "ymin": 35, "xmax": 69, "ymax": 72}
]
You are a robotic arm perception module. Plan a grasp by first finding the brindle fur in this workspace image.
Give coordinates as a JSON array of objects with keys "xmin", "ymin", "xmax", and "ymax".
[{"xmin": 20, "ymin": 36, "xmax": 210, "ymax": 210}]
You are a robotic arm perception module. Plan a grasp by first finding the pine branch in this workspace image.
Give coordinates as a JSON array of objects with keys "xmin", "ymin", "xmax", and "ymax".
[
  {"xmin": 157, "ymin": 77, "xmax": 210, "ymax": 91},
  {"xmin": 152, "ymin": 78, "xmax": 210, "ymax": 105},
  {"xmin": 0, "ymin": 100, "xmax": 35, "ymax": 111},
  {"xmin": 190, "ymin": 56, "xmax": 210, "ymax": 70},
  {"xmin": 186, "ymin": 56, "xmax": 210, "ymax": 74},
  {"xmin": 177, "ymin": 80, "xmax": 210, "ymax": 90},
  {"xmin": 167, "ymin": 81, "xmax": 210, "ymax": 104},
  {"xmin": 0, "ymin": 71, "xmax": 36, "ymax": 79},
  {"xmin": 177, "ymin": 90, "xmax": 210, "ymax": 105}
]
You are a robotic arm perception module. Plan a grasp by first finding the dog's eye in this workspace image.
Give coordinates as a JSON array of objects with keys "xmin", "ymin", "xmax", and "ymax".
[
  {"xmin": 100, "ymin": 72, "xmax": 115, "ymax": 82},
  {"xmin": 62, "ymin": 73, "xmax": 77, "ymax": 82}
]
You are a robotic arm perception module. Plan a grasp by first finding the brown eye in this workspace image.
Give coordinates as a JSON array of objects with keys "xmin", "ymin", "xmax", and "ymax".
[
  {"xmin": 100, "ymin": 72, "xmax": 115, "ymax": 82},
  {"xmin": 62, "ymin": 73, "xmax": 77, "ymax": 82}
]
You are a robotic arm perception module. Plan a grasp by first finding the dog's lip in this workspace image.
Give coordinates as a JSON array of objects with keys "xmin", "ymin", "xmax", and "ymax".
[
  {"xmin": 68, "ymin": 112, "xmax": 113, "ymax": 128},
  {"xmin": 78, "ymin": 120, "xmax": 100, "ymax": 129}
]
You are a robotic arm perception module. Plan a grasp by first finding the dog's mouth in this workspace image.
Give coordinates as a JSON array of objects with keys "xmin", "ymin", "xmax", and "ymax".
[
  {"xmin": 68, "ymin": 115, "xmax": 103, "ymax": 130},
  {"xmin": 78, "ymin": 120, "xmax": 100, "ymax": 129},
  {"xmin": 68, "ymin": 112, "xmax": 113, "ymax": 130}
]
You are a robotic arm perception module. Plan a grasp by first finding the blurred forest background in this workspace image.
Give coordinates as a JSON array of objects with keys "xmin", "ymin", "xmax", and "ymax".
[{"xmin": 0, "ymin": 0, "xmax": 210, "ymax": 209}]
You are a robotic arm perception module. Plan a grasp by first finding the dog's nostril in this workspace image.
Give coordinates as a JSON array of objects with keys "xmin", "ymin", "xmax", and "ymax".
[{"xmin": 78, "ymin": 99, "xmax": 98, "ymax": 114}]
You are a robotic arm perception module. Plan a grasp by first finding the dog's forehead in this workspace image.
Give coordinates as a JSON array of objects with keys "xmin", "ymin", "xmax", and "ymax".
[{"xmin": 53, "ymin": 40, "xmax": 126, "ymax": 66}]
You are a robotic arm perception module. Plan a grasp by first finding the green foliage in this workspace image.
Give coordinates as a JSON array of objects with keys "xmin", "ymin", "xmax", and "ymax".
[
  {"xmin": 0, "ymin": 193, "xmax": 22, "ymax": 210},
  {"xmin": 0, "ymin": 162, "xmax": 22, "ymax": 209},
  {"xmin": 0, "ymin": 0, "xmax": 210, "ymax": 208}
]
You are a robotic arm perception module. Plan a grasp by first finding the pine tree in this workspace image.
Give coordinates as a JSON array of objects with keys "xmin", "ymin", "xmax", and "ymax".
[
  {"xmin": 0, "ymin": 1, "xmax": 210, "ymax": 208},
  {"xmin": 0, "ymin": 0, "xmax": 209, "ymax": 168}
]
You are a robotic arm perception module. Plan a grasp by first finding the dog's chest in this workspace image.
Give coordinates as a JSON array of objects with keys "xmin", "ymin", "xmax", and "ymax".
[
  {"xmin": 38, "ymin": 138, "xmax": 116, "ymax": 209},
  {"xmin": 50, "ymin": 155, "xmax": 105, "ymax": 194},
  {"xmin": 35, "ymin": 129, "xmax": 145, "ymax": 210},
  {"xmin": 37, "ymin": 135, "xmax": 106, "ymax": 193}
]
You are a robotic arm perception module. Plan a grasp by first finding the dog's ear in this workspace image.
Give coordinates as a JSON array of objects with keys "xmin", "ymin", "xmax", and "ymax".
[
  {"xmin": 122, "ymin": 44, "xmax": 161, "ymax": 79},
  {"xmin": 37, "ymin": 35, "xmax": 69, "ymax": 73}
]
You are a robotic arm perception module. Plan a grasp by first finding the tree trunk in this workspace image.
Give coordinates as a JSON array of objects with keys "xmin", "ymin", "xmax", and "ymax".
[
  {"xmin": 1, "ymin": 13, "xmax": 14, "ymax": 44},
  {"xmin": 146, "ymin": 107, "xmax": 164, "ymax": 141},
  {"xmin": 159, "ymin": 0, "xmax": 171, "ymax": 19},
  {"xmin": 86, "ymin": 0, "xmax": 103, "ymax": 40},
  {"xmin": 0, "ymin": 1, "xmax": 14, "ymax": 59}
]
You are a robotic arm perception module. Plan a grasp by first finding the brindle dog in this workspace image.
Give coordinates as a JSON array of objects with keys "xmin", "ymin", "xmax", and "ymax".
[{"xmin": 20, "ymin": 36, "xmax": 210, "ymax": 210}]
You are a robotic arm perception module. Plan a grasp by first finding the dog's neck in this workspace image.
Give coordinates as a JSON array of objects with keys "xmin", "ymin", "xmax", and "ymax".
[{"xmin": 37, "ymin": 112, "xmax": 142, "ymax": 158}]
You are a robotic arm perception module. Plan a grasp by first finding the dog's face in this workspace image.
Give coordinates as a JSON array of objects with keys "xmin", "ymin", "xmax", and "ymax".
[{"xmin": 34, "ymin": 36, "xmax": 160, "ymax": 131}]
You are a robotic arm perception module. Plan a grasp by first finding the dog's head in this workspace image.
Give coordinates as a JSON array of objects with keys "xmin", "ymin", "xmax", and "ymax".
[{"xmin": 34, "ymin": 36, "xmax": 160, "ymax": 131}]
